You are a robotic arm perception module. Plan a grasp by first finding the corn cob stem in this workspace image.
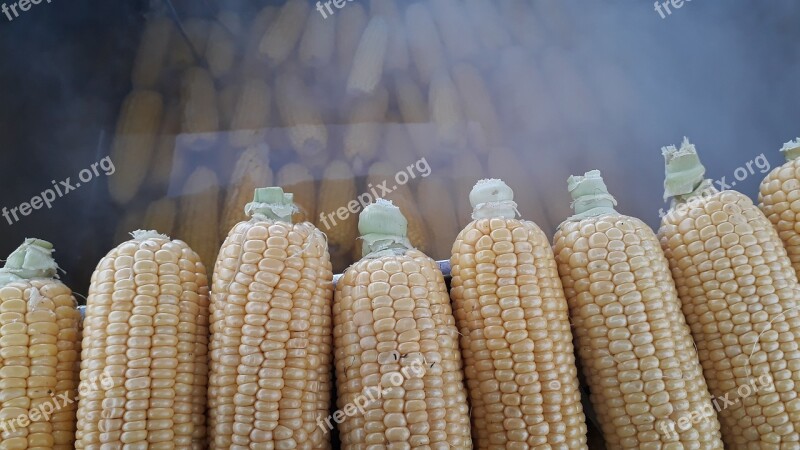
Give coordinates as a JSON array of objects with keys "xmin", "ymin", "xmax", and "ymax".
[
  {"xmin": 555, "ymin": 171, "xmax": 723, "ymax": 449},
  {"xmin": 451, "ymin": 179, "xmax": 588, "ymax": 449}
]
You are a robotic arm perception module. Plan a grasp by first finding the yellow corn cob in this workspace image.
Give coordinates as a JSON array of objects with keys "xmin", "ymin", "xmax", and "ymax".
[
  {"xmin": 217, "ymin": 79, "xmax": 241, "ymax": 130},
  {"xmin": 178, "ymin": 167, "xmax": 221, "ymax": 274},
  {"xmin": 208, "ymin": 187, "xmax": 334, "ymax": 449},
  {"xmin": 277, "ymin": 162, "xmax": 316, "ymax": 224},
  {"xmin": 144, "ymin": 197, "xmax": 177, "ymax": 237},
  {"xmin": 299, "ymin": 9, "xmax": 336, "ymax": 68},
  {"xmin": 333, "ymin": 199, "xmax": 472, "ymax": 448},
  {"xmin": 759, "ymin": 138, "xmax": 800, "ymax": 275},
  {"xmin": 206, "ymin": 22, "xmax": 237, "ymax": 79},
  {"xmin": 336, "ymin": 3, "xmax": 368, "ymax": 79},
  {"xmin": 243, "ymin": 6, "xmax": 278, "ymax": 75},
  {"xmin": 316, "ymin": 161, "xmax": 358, "ymax": 260},
  {"xmin": 367, "ymin": 162, "xmax": 430, "ymax": 253},
  {"xmin": 344, "ymin": 87, "xmax": 389, "ymax": 171},
  {"xmin": 275, "ymin": 71, "xmax": 328, "ymax": 158},
  {"xmin": 131, "ymin": 17, "xmax": 174, "ymax": 88},
  {"xmin": 147, "ymin": 100, "xmax": 181, "ymax": 192},
  {"xmin": 168, "ymin": 18, "xmax": 210, "ymax": 68},
  {"xmin": 554, "ymin": 171, "xmax": 724, "ymax": 449},
  {"xmin": 429, "ymin": 68, "xmax": 466, "ymax": 152},
  {"xmin": 368, "ymin": 0, "xmax": 409, "ymax": 72},
  {"xmin": 259, "ymin": 0, "xmax": 309, "ymax": 67},
  {"xmin": 463, "ymin": 0, "xmax": 511, "ymax": 52},
  {"xmin": 658, "ymin": 138, "xmax": 800, "ymax": 448},
  {"xmin": 416, "ymin": 177, "xmax": 459, "ymax": 259},
  {"xmin": 180, "ymin": 67, "xmax": 220, "ymax": 150},
  {"xmin": 229, "ymin": 77, "xmax": 271, "ymax": 148},
  {"xmin": 76, "ymin": 230, "xmax": 209, "ymax": 449},
  {"xmin": 452, "ymin": 62, "xmax": 502, "ymax": 150},
  {"xmin": 108, "ymin": 90, "xmax": 164, "ymax": 204},
  {"xmin": 393, "ymin": 74, "xmax": 432, "ymax": 159},
  {"xmin": 219, "ymin": 145, "xmax": 273, "ymax": 237},
  {"xmin": 450, "ymin": 151, "xmax": 485, "ymax": 223},
  {"xmin": 404, "ymin": 3, "xmax": 445, "ymax": 85},
  {"xmin": 430, "ymin": 0, "xmax": 479, "ymax": 62},
  {"xmin": 346, "ymin": 16, "xmax": 389, "ymax": 96},
  {"xmin": 450, "ymin": 178, "xmax": 588, "ymax": 449},
  {"xmin": 0, "ymin": 239, "xmax": 81, "ymax": 450}
]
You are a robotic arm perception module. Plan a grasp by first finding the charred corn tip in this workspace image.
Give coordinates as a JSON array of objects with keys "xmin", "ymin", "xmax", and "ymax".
[
  {"xmin": 567, "ymin": 170, "xmax": 618, "ymax": 218},
  {"xmin": 781, "ymin": 137, "xmax": 800, "ymax": 160},
  {"xmin": 663, "ymin": 136, "xmax": 706, "ymax": 200}
]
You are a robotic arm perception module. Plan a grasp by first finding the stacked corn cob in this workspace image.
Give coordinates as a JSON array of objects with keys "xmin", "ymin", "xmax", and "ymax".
[
  {"xmin": 759, "ymin": 138, "xmax": 800, "ymax": 275},
  {"xmin": 110, "ymin": 1, "xmax": 587, "ymax": 272},
  {"xmin": 0, "ymin": 239, "xmax": 81, "ymax": 450},
  {"xmin": 208, "ymin": 187, "xmax": 334, "ymax": 449},
  {"xmin": 334, "ymin": 199, "xmax": 471, "ymax": 448},
  {"xmin": 76, "ymin": 230, "xmax": 210, "ymax": 449},
  {"xmin": 450, "ymin": 178, "xmax": 588, "ymax": 449},
  {"xmin": 554, "ymin": 170, "xmax": 724, "ymax": 449},
  {"xmin": 658, "ymin": 138, "xmax": 800, "ymax": 448}
]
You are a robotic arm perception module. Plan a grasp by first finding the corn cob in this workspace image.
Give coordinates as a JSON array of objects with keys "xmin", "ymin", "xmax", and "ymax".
[
  {"xmin": 131, "ymin": 17, "xmax": 174, "ymax": 88},
  {"xmin": 0, "ymin": 239, "xmax": 81, "ymax": 450},
  {"xmin": 76, "ymin": 230, "xmax": 209, "ymax": 449},
  {"xmin": 464, "ymin": 0, "xmax": 511, "ymax": 52},
  {"xmin": 333, "ymin": 199, "xmax": 472, "ymax": 448},
  {"xmin": 344, "ymin": 87, "xmax": 389, "ymax": 171},
  {"xmin": 429, "ymin": 68, "xmax": 466, "ymax": 152},
  {"xmin": 393, "ymin": 73, "xmax": 432, "ymax": 159},
  {"xmin": 759, "ymin": 138, "xmax": 800, "ymax": 275},
  {"xmin": 367, "ymin": 162, "xmax": 430, "ymax": 254},
  {"xmin": 336, "ymin": 3, "xmax": 368, "ymax": 79},
  {"xmin": 147, "ymin": 100, "xmax": 181, "ymax": 192},
  {"xmin": 208, "ymin": 187, "xmax": 334, "ymax": 449},
  {"xmin": 144, "ymin": 197, "xmax": 177, "ymax": 237},
  {"xmin": 554, "ymin": 170, "xmax": 724, "ymax": 449},
  {"xmin": 277, "ymin": 163, "xmax": 316, "ymax": 224},
  {"xmin": 178, "ymin": 166, "xmax": 221, "ymax": 274},
  {"xmin": 206, "ymin": 22, "xmax": 237, "ymax": 79},
  {"xmin": 416, "ymin": 177, "xmax": 459, "ymax": 260},
  {"xmin": 450, "ymin": 178, "xmax": 588, "ymax": 449},
  {"xmin": 452, "ymin": 62, "xmax": 502, "ymax": 150},
  {"xmin": 259, "ymin": 0, "xmax": 309, "ymax": 67},
  {"xmin": 430, "ymin": 0, "xmax": 479, "ymax": 62},
  {"xmin": 299, "ymin": 9, "xmax": 336, "ymax": 68},
  {"xmin": 168, "ymin": 19, "xmax": 210, "ymax": 69},
  {"xmin": 108, "ymin": 90, "xmax": 164, "ymax": 205},
  {"xmin": 368, "ymin": 0, "xmax": 409, "ymax": 72},
  {"xmin": 316, "ymin": 161, "xmax": 358, "ymax": 260},
  {"xmin": 450, "ymin": 151, "xmax": 485, "ymax": 223},
  {"xmin": 229, "ymin": 77, "xmax": 271, "ymax": 148},
  {"xmin": 346, "ymin": 16, "xmax": 389, "ymax": 96},
  {"xmin": 180, "ymin": 67, "xmax": 220, "ymax": 150},
  {"xmin": 658, "ymin": 138, "xmax": 800, "ymax": 448},
  {"xmin": 242, "ymin": 6, "xmax": 277, "ymax": 76},
  {"xmin": 404, "ymin": 3, "xmax": 446, "ymax": 85},
  {"xmin": 219, "ymin": 145, "xmax": 273, "ymax": 237},
  {"xmin": 275, "ymin": 71, "xmax": 328, "ymax": 158}
]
